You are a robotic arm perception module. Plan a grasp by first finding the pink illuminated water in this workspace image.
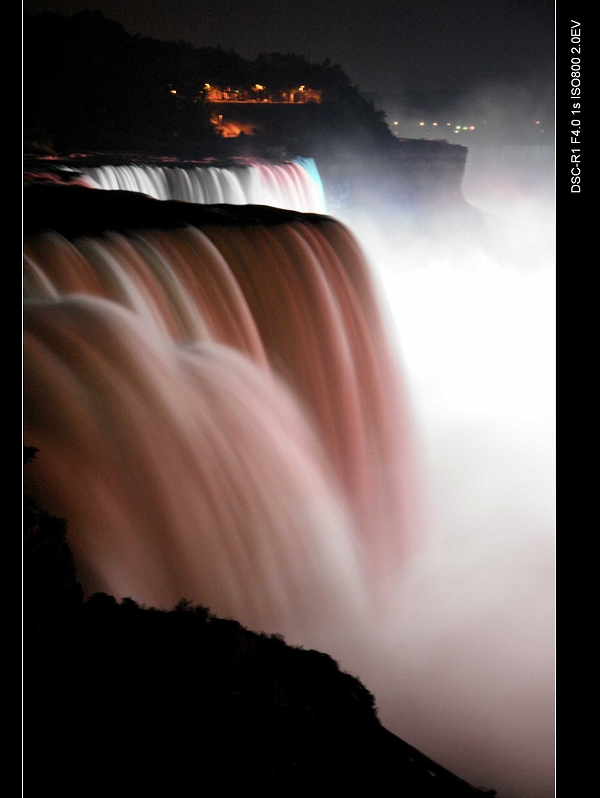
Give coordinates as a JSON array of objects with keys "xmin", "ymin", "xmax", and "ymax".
[
  {"xmin": 24, "ymin": 213, "xmax": 418, "ymax": 642},
  {"xmin": 23, "ymin": 151, "xmax": 555, "ymax": 797}
]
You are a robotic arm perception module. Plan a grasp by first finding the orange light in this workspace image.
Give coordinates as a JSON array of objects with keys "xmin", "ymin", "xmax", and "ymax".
[
  {"xmin": 170, "ymin": 90, "xmax": 177, "ymax": 94},
  {"xmin": 210, "ymin": 113, "xmax": 255, "ymax": 138}
]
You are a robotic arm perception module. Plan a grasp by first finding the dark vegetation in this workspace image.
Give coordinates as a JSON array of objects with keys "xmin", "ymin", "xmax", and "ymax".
[
  {"xmin": 23, "ymin": 447, "xmax": 497, "ymax": 795},
  {"xmin": 23, "ymin": 9, "xmax": 391, "ymax": 158}
]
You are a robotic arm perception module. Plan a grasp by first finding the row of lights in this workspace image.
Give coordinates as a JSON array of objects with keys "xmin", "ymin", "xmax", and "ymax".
[
  {"xmin": 392, "ymin": 120, "xmax": 478, "ymax": 130},
  {"xmin": 203, "ymin": 83, "xmax": 306, "ymax": 92},
  {"xmin": 393, "ymin": 120, "xmax": 544, "ymax": 130}
]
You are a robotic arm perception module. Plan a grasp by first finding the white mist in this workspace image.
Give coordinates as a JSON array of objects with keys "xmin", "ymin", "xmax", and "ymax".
[{"xmin": 326, "ymin": 143, "xmax": 555, "ymax": 798}]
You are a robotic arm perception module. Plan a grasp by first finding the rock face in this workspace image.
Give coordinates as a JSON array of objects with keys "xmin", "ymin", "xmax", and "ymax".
[{"xmin": 316, "ymin": 138, "xmax": 468, "ymax": 212}]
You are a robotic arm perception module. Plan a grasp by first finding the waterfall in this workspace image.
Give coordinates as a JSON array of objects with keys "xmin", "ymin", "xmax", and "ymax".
[
  {"xmin": 23, "ymin": 186, "xmax": 417, "ymax": 638},
  {"xmin": 78, "ymin": 158, "xmax": 327, "ymax": 214},
  {"xmin": 23, "ymin": 151, "xmax": 555, "ymax": 796}
]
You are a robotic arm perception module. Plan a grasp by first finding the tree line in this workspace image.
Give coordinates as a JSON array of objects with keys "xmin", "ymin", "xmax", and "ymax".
[{"xmin": 24, "ymin": 10, "xmax": 391, "ymax": 156}]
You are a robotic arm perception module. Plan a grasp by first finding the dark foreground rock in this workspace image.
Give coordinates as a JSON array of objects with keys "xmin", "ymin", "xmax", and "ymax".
[{"xmin": 23, "ymin": 454, "xmax": 496, "ymax": 796}]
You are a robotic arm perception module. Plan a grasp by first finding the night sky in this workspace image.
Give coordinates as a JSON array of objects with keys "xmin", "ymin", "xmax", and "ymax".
[{"xmin": 23, "ymin": 0, "xmax": 555, "ymax": 95}]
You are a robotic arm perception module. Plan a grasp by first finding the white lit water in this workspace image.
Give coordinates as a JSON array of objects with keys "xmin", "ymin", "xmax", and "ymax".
[{"xmin": 79, "ymin": 157, "xmax": 327, "ymax": 214}]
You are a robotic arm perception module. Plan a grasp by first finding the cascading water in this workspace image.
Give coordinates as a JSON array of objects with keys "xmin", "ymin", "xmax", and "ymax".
[
  {"xmin": 23, "ymin": 148, "xmax": 555, "ymax": 796},
  {"xmin": 77, "ymin": 158, "xmax": 327, "ymax": 214},
  {"xmin": 23, "ymin": 177, "xmax": 418, "ymax": 640}
]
